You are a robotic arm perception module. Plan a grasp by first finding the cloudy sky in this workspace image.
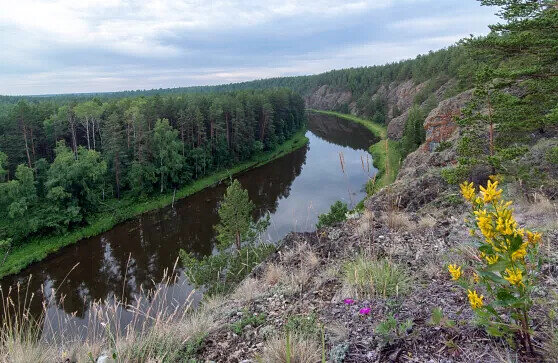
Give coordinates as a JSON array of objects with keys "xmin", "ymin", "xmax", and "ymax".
[{"xmin": 0, "ymin": 0, "xmax": 499, "ymax": 95}]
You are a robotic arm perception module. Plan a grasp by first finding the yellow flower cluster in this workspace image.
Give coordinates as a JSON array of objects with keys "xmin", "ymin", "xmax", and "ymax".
[
  {"xmin": 467, "ymin": 289, "xmax": 484, "ymax": 309},
  {"xmin": 460, "ymin": 180, "xmax": 542, "ymax": 263},
  {"xmin": 504, "ymin": 267, "xmax": 524, "ymax": 286},
  {"xmin": 460, "ymin": 181, "xmax": 476, "ymax": 202},
  {"xmin": 479, "ymin": 180, "xmax": 502, "ymax": 203},
  {"xmin": 448, "ymin": 264, "xmax": 462, "ymax": 280},
  {"xmin": 527, "ymin": 231, "xmax": 541, "ymax": 245}
]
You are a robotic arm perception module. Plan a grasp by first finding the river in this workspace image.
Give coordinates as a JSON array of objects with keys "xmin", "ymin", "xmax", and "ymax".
[{"xmin": 0, "ymin": 112, "xmax": 378, "ymax": 338}]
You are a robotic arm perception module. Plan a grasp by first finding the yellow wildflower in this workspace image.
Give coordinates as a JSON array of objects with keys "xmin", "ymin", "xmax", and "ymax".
[
  {"xmin": 474, "ymin": 209, "xmax": 494, "ymax": 240},
  {"xmin": 469, "ymin": 229, "xmax": 475, "ymax": 236},
  {"xmin": 467, "ymin": 289, "xmax": 484, "ymax": 309},
  {"xmin": 511, "ymin": 243, "xmax": 528, "ymax": 261},
  {"xmin": 504, "ymin": 267, "xmax": 524, "ymax": 286},
  {"xmin": 485, "ymin": 254, "xmax": 499, "ymax": 265},
  {"xmin": 475, "ymin": 196, "xmax": 484, "ymax": 206},
  {"xmin": 460, "ymin": 181, "xmax": 476, "ymax": 202},
  {"xmin": 479, "ymin": 180, "xmax": 502, "ymax": 204},
  {"xmin": 448, "ymin": 264, "xmax": 462, "ymax": 280},
  {"xmin": 526, "ymin": 230, "xmax": 542, "ymax": 245}
]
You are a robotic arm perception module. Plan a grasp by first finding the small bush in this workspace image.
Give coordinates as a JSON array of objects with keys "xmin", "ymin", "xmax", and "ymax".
[
  {"xmin": 435, "ymin": 141, "xmax": 452, "ymax": 152},
  {"xmin": 440, "ymin": 164, "xmax": 470, "ymax": 185},
  {"xmin": 181, "ymin": 243, "xmax": 276, "ymax": 295},
  {"xmin": 231, "ymin": 310, "xmax": 266, "ymax": 335},
  {"xmin": 316, "ymin": 201, "xmax": 348, "ymax": 228},
  {"xmin": 285, "ymin": 313, "xmax": 321, "ymax": 340},
  {"xmin": 546, "ymin": 146, "xmax": 558, "ymax": 164},
  {"xmin": 375, "ymin": 315, "xmax": 413, "ymax": 346},
  {"xmin": 342, "ymin": 256, "xmax": 411, "ymax": 298}
]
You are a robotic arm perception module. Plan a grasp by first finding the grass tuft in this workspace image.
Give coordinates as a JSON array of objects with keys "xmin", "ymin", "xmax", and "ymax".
[{"xmin": 342, "ymin": 255, "xmax": 411, "ymax": 298}]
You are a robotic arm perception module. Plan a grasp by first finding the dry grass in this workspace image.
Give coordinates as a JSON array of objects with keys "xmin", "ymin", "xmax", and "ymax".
[
  {"xmin": 0, "ymin": 262, "xmax": 219, "ymax": 362},
  {"xmin": 233, "ymin": 277, "xmax": 266, "ymax": 303},
  {"xmin": 417, "ymin": 214, "xmax": 436, "ymax": 232},
  {"xmin": 259, "ymin": 333, "xmax": 321, "ymax": 363},
  {"xmin": 341, "ymin": 254, "xmax": 411, "ymax": 299},
  {"xmin": 263, "ymin": 263, "xmax": 287, "ymax": 286},
  {"xmin": 385, "ymin": 211, "xmax": 412, "ymax": 231}
]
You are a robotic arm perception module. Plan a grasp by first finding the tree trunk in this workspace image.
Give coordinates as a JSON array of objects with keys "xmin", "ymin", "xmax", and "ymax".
[
  {"xmin": 85, "ymin": 118, "xmax": 91, "ymax": 150},
  {"xmin": 70, "ymin": 118, "xmax": 78, "ymax": 158},
  {"xmin": 181, "ymin": 124, "xmax": 185, "ymax": 157},
  {"xmin": 114, "ymin": 152, "xmax": 120, "ymax": 199},
  {"xmin": 225, "ymin": 113, "xmax": 230, "ymax": 148},
  {"xmin": 92, "ymin": 120, "xmax": 96, "ymax": 150},
  {"xmin": 22, "ymin": 123, "xmax": 32, "ymax": 168}
]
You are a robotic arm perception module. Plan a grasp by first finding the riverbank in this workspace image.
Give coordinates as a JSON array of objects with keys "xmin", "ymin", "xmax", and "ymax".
[
  {"xmin": 308, "ymin": 109, "xmax": 401, "ymax": 191},
  {"xmin": 0, "ymin": 129, "xmax": 309, "ymax": 279}
]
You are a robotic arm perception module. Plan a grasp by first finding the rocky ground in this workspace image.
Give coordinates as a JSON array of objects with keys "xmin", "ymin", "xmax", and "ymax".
[
  {"xmin": 183, "ymin": 94, "xmax": 558, "ymax": 362},
  {"xmin": 187, "ymin": 184, "xmax": 557, "ymax": 362}
]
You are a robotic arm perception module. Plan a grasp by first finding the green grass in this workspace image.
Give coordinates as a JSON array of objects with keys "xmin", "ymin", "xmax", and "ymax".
[
  {"xmin": 309, "ymin": 109, "xmax": 402, "ymax": 193},
  {"xmin": 369, "ymin": 139, "xmax": 402, "ymax": 191},
  {"xmin": 343, "ymin": 255, "xmax": 411, "ymax": 298},
  {"xmin": 0, "ymin": 129, "xmax": 309, "ymax": 279}
]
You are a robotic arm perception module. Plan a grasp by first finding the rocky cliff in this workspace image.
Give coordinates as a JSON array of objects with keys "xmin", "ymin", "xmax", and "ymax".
[{"xmin": 304, "ymin": 77, "xmax": 458, "ymax": 141}]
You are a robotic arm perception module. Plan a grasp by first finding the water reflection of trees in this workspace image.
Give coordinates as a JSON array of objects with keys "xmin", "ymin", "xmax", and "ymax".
[
  {"xmin": 307, "ymin": 112, "xmax": 378, "ymax": 151},
  {"xmin": 0, "ymin": 142, "xmax": 308, "ymax": 320}
]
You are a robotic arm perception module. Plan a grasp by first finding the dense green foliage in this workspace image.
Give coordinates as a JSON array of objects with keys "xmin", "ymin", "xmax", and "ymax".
[
  {"xmin": 180, "ymin": 179, "xmax": 273, "ymax": 295},
  {"xmin": 400, "ymin": 105, "xmax": 426, "ymax": 157},
  {"xmin": 316, "ymin": 201, "xmax": 348, "ymax": 228},
  {"xmin": 454, "ymin": 0, "xmax": 558, "ymax": 186},
  {"xmin": 1, "ymin": 46, "xmax": 470, "ymax": 124},
  {"xmin": 0, "ymin": 89, "xmax": 305, "ymax": 249}
]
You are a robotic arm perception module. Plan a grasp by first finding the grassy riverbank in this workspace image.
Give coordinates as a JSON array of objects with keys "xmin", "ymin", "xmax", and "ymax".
[
  {"xmin": 0, "ymin": 129, "xmax": 309, "ymax": 279},
  {"xmin": 309, "ymin": 109, "xmax": 401, "ymax": 191}
]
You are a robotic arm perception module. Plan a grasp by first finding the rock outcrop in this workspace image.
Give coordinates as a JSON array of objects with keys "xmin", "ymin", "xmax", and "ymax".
[
  {"xmin": 304, "ymin": 85, "xmax": 351, "ymax": 111},
  {"xmin": 423, "ymin": 89, "xmax": 473, "ymax": 152}
]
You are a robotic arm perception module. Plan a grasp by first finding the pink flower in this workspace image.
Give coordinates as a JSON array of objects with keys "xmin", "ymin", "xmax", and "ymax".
[
  {"xmin": 343, "ymin": 299, "xmax": 355, "ymax": 305},
  {"xmin": 359, "ymin": 307, "xmax": 371, "ymax": 315}
]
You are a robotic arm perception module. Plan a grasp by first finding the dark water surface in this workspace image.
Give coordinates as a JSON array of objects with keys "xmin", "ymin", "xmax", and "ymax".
[{"xmin": 1, "ymin": 112, "xmax": 378, "ymax": 336}]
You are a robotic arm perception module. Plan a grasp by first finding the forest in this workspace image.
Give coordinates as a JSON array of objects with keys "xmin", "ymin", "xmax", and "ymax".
[{"xmin": 0, "ymin": 89, "xmax": 306, "ymax": 249}]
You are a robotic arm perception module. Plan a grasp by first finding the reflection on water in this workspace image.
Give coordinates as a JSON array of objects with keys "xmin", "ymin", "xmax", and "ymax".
[{"xmin": 1, "ymin": 112, "xmax": 378, "ymax": 336}]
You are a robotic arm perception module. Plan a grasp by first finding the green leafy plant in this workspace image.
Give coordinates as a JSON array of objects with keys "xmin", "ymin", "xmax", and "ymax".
[
  {"xmin": 429, "ymin": 307, "xmax": 455, "ymax": 328},
  {"xmin": 375, "ymin": 315, "xmax": 413, "ymax": 346},
  {"xmin": 286, "ymin": 312, "xmax": 321, "ymax": 340},
  {"xmin": 316, "ymin": 201, "xmax": 348, "ymax": 228},
  {"xmin": 231, "ymin": 310, "xmax": 267, "ymax": 335},
  {"xmin": 448, "ymin": 180, "xmax": 543, "ymax": 353}
]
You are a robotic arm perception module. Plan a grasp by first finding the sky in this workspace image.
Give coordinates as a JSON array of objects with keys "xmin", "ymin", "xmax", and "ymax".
[{"xmin": 0, "ymin": 0, "xmax": 500, "ymax": 95}]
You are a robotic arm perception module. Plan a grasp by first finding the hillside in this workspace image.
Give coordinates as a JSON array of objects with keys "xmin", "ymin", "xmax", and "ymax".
[{"xmin": 1, "ymin": 1, "xmax": 557, "ymax": 362}]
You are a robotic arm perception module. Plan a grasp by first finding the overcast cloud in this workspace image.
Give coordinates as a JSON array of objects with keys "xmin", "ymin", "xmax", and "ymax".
[{"xmin": 0, "ymin": 0, "xmax": 498, "ymax": 95}]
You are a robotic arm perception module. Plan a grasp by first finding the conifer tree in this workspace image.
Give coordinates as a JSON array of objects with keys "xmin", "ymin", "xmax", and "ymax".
[{"xmin": 214, "ymin": 179, "xmax": 254, "ymax": 251}]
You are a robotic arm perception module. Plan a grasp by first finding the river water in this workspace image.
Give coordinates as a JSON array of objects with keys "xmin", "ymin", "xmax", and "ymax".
[{"xmin": 0, "ymin": 112, "xmax": 378, "ymax": 337}]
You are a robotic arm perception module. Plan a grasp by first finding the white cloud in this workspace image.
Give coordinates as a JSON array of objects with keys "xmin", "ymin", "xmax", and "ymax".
[{"xmin": 0, "ymin": 0, "xmax": 498, "ymax": 94}]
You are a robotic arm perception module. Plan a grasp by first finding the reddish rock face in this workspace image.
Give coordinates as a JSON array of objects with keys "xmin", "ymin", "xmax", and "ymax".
[{"xmin": 423, "ymin": 90, "xmax": 473, "ymax": 152}]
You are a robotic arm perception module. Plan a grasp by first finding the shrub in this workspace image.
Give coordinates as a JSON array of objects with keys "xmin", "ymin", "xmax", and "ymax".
[
  {"xmin": 343, "ymin": 256, "xmax": 411, "ymax": 298},
  {"xmin": 448, "ymin": 180, "xmax": 543, "ymax": 353},
  {"xmin": 231, "ymin": 310, "xmax": 266, "ymax": 335},
  {"xmin": 316, "ymin": 201, "xmax": 348, "ymax": 228},
  {"xmin": 375, "ymin": 314, "xmax": 413, "ymax": 346},
  {"xmin": 435, "ymin": 141, "xmax": 452, "ymax": 152},
  {"xmin": 440, "ymin": 165, "xmax": 470, "ymax": 185},
  {"xmin": 181, "ymin": 243, "xmax": 276, "ymax": 295},
  {"xmin": 285, "ymin": 313, "xmax": 321, "ymax": 340}
]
